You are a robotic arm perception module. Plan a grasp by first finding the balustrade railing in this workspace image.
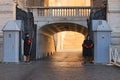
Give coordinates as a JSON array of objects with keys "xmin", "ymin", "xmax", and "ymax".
[
  {"xmin": 28, "ymin": 6, "xmax": 98, "ymax": 17},
  {"xmin": 110, "ymin": 45, "xmax": 120, "ymax": 66}
]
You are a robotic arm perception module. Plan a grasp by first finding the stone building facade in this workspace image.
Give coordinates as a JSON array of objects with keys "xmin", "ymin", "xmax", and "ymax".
[
  {"xmin": 0, "ymin": 0, "xmax": 120, "ymax": 61},
  {"xmin": 0, "ymin": 0, "xmax": 118, "ymax": 45}
]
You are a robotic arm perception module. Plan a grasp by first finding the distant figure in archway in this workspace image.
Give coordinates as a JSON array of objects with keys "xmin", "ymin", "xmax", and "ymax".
[
  {"xmin": 24, "ymin": 33, "xmax": 32, "ymax": 63},
  {"xmin": 82, "ymin": 35, "xmax": 94, "ymax": 64}
]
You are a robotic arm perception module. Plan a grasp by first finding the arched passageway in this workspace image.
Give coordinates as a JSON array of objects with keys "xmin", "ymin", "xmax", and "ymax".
[{"xmin": 36, "ymin": 22, "xmax": 88, "ymax": 60}]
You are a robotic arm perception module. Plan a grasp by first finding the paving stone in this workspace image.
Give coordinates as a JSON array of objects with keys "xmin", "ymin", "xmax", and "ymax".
[{"xmin": 0, "ymin": 52, "xmax": 120, "ymax": 80}]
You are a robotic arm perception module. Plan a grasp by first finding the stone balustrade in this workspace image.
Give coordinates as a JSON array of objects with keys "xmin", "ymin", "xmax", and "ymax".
[
  {"xmin": 28, "ymin": 6, "xmax": 101, "ymax": 17},
  {"xmin": 110, "ymin": 45, "xmax": 120, "ymax": 67}
]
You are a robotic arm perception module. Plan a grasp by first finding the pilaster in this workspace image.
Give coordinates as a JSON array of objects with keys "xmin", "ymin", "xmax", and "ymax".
[
  {"xmin": 107, "ymin": 0, "xmax": 120, "ymax": 45},
  {"xmin": 0, "ymin": 0, "xmax": 15, "ymax": 34}
]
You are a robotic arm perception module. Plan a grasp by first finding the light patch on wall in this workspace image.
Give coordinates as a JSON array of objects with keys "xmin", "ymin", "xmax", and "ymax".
[
  {"xmin": 49, "ymin": 0, "xmax": 91, "ymax": 6},
  {"xmin": 55, "ymin": 31, "xmax": 85, "ymax": 52}
]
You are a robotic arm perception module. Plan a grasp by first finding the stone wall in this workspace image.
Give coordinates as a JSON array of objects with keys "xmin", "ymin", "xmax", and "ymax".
[
  {"xmin": 92, "ymin": 0, "xmax": 106, "ymax": 7},
  {"xmin": 56, "ymin": 31, "xmax": 85, "ymax": 52},
  {"xmin": 36, "ymin": 33, "xmax": 55, "ymax": 59},
  {"xmin": 26, "ymin": 0, "xmax": 45, "ymax": 7},
  {"xmin": 0, "ymin": 0, "xmax": 15, "ymax": 61},
  {"xmin": 0, "ymin": 0, "xmax": 15, "ymax": 34},
  {"xmin": 16, "ymin": 0, "xmax": 27, "ymax": 11},
  {"xmin": 107, "ymin": 0, "xmax": 120, "ymax": 45}
]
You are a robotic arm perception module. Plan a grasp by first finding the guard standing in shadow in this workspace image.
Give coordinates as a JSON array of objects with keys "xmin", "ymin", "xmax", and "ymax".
[
  {"xmin": 82, "ymin": 35, "xmax": 94, "ymax": 64},
  {"xmin": 24, "ymin": 33, "xmax": 32, "ymax": 63}
]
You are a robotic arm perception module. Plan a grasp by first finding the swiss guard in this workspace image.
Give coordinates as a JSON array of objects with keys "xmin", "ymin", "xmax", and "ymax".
[
  {"xmin": 82, "ymin": 35, "xmax": 94, "ymax": 64},
  {"xmin": 24, "ymin": 33, "xmax": 32, "ymax": 62}
]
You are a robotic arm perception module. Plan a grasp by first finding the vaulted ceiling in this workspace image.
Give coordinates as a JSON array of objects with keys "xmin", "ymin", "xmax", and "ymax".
[{"xmin": 39, "ymin": 23, "xmax": 88, "ymax": 36}]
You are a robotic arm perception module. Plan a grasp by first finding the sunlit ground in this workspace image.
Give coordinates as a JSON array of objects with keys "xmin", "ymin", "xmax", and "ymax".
[{"xmin": 48, "ymin": 52, "xmax": 84, "ymax": 67}]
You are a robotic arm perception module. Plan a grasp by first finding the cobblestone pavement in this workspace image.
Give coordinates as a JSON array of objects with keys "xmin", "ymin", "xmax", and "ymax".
[{"xmin": 0, "ymin": 52, "xmax": 120, "ymax": 80}]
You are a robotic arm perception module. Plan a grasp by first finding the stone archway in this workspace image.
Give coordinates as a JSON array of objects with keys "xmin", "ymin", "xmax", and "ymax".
[{"xmin": 36, "ymin": 22, "xmax": 88, "ymax": 59}]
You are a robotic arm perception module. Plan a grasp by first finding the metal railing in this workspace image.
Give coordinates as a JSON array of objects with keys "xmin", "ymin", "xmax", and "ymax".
[
  {"xmin": 28, "ymin": 6, "xmax": 100, "ymax": 17},
  {"xmin": 110, "ymin": 45, "xmax": 120, "ymax": 66}
]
